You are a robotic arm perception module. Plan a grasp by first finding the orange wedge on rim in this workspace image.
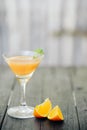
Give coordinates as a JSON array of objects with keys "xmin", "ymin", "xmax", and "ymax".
[
  {"xmin": 33, "ymin": 98, "xmax": 52, "ymax": 118},
  {"xmin": 48, "ymin": 105, "xmax": 64, "ymax": 121}
]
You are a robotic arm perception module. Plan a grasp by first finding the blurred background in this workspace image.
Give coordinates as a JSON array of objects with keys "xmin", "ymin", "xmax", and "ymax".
[{"xmin": 0, "ymin": 0, "xmax": 87, "ymax": 66}]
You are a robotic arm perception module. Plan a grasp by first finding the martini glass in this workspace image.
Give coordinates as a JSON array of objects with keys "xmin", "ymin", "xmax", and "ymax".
[{"xmin": 3, "ymin": 50, "xmax": 44, "ymax": 119}]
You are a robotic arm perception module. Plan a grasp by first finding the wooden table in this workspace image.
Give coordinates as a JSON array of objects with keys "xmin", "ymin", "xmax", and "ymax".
[{"xmin": 0, "ymin": 65, "xmax": 87, "ymax": 130}]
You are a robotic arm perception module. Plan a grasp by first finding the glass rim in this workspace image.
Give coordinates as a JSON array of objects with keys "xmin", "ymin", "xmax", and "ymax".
[{"xmin": 2, "ymin": 50, "xmax": 44, "ymax": 61}]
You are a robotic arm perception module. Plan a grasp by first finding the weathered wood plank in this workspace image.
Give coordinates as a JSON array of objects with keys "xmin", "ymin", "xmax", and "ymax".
[
  {"xmin": 2, "ymin": 68, "xmax": 79, "ymax": 130},
  {"xmin": 71, "ymin": 67, "xmax": 87, "ymax": 130},
  {"xmin": 40, "ymin": 67, "xmax": 79, "ymax": 130},
  {"xmin": 1, "ymin": 68, "xmax": 45, "ymax": 130},
  {"xmin": 0, "ymin": 65, "xmax": 15, "ymax": 126}
]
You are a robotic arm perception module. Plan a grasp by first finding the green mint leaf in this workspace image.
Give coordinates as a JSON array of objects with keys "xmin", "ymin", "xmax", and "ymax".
[
  {"xmin": 33, "ymin": 49, "xmax": 44, "ymax": 58},
  {"xmin": 34, "ymin": 49, "xmax": 44, "ymax": 55}
]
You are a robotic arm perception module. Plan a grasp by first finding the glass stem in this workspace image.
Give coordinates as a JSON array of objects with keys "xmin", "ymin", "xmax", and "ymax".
[{"xmin": 18, "ymin": 78, "xmax": 28, "ymax": 106}]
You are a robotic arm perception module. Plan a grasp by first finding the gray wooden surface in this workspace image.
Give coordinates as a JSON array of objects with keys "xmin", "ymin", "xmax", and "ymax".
[
  {"xmin": 0, "ymin": 0, "xmax": 87, "ymax": 66},
  {"xmin": 0, "ymin": 65, "xmax": 87, "ymax": 130}
]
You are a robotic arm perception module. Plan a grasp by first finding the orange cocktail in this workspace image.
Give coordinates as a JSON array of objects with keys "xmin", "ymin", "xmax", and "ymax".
[
  {"xmin": 3, "ymin": 50, "xmax": 44, "ymax": 119},
  {"xmin": 7, "ymin": 56, "xmax": 40, "ymax": 76}
]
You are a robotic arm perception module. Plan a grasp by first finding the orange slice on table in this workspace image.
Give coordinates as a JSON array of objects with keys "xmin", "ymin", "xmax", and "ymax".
[
  {"xmin": 33, "ymin": 98, "xmax": 52, "ymax": 118},
  {"xmin": 48, "ymin": 105, "xmax": 64, "ymax": 121}
]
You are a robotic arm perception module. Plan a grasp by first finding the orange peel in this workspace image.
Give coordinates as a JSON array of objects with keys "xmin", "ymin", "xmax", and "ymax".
[
  {"xmin": 47, "ymin": 105, "xmax": 64, "ymax": 121},
  {"xmin": 33, "ymin": 98, "xmax": 52, "ymax": 118}
]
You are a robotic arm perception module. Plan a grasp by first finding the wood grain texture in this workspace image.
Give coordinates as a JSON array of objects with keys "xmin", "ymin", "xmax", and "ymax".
[
  {"xmin": 1, "ymin": 67, "xmax": 79, "ymax": 130},
  {"xmin": 71, "ymin": 68, "xmax": 87, "ymax": 130},
  {"xmin": 40, "ymin": 68, "xmax": 79, "ymax": 130},
  {"xmin": 0, "ymin": 65, "xmax": 15, "ymax": 126},
  {"xmin": 1, "ymin": 68, "xmax": 44, "ymax": 130}
]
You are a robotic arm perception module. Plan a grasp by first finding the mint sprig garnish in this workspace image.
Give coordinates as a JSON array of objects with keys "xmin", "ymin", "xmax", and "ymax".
[
  {"xmin": 35, "ymin": 49, "xmax": 44, "ymax": 55},
  {"xmin": 33, "ymin": 49, "xmax": 44, "ymax": 58}
]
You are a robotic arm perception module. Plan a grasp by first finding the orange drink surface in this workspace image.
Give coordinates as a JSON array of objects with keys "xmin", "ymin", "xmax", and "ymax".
[{"xmin": 7, "ymin": 56, "xmax": 41, "ymax": 76}]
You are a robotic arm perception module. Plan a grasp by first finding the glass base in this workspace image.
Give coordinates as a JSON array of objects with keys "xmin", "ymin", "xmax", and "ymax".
[{"xmin": 7, "ymin": 106, "xmax": 34, "ymax": 119}]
